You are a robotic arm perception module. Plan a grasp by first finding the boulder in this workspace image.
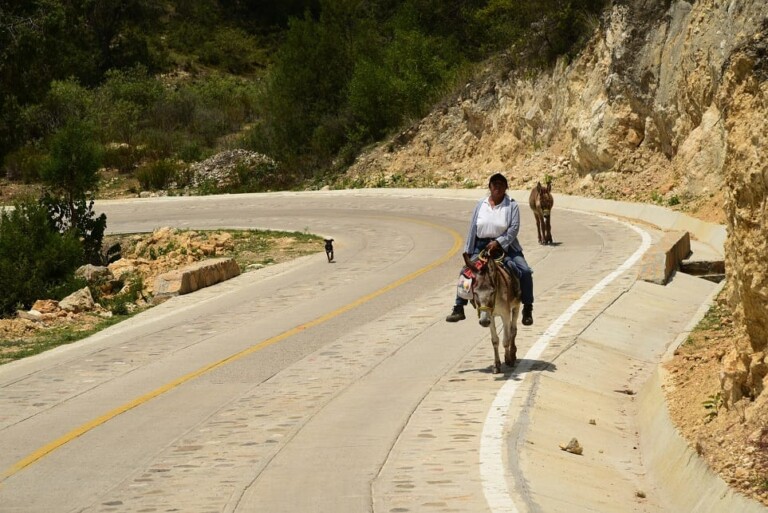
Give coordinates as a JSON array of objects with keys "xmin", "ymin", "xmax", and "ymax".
[
  {"xmin": 59, "ymin": 287, "xmax": 95, "ymax": 313},
  {"xmin": 32, "ymin": 299, "xmax": 59, "ymax": 314},
  {"xmin": 75, "ymin": 264, "xmax": 113, "ymax": 283}
]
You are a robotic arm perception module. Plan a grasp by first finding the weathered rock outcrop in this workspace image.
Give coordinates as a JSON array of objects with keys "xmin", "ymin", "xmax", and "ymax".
[
  {"xmin": 719, "ymin": 23, "xmax": 768, "ymax": 406},
  {"xmin": 345, "ymin": 1, "xmax": 768, "ymax": 403}
]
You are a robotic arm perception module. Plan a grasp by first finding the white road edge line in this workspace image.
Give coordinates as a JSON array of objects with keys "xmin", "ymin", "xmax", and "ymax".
[{"xmin": 480, "ymin": 215, "xmax": 652, "ymax": 513}]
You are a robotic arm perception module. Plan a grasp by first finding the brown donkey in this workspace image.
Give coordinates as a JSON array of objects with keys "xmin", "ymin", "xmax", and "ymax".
[
  {"xmin": 529, "ymin": 181, "xmax": 554, "ymax": 245},
  {"xmin": 463, "ymin": 252, "xmax": 522, "ymax": 373}
]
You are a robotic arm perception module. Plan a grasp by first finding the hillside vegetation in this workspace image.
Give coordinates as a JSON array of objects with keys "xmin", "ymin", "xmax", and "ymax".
[
  {"xmin": 1, "ymin": 0, "xmax": 295, "ymax": 187},
  {"xmin": 1, "ymin": 0, "xmax": 606, "ymax": 191}
]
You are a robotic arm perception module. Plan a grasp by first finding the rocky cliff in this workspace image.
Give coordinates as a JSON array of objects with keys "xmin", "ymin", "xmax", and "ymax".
[
  {"xmin": 344, "ymin": 1, "xmax": 767, "ymax": 403},
  {"xmin": 719, "ymin": 21, "xmax": 768, "ymax": 407}
]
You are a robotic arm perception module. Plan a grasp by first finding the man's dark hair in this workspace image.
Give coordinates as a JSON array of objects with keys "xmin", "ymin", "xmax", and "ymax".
[{"xmin": 488, "ymin": 173, "xmax": 508, "ymax": 188}]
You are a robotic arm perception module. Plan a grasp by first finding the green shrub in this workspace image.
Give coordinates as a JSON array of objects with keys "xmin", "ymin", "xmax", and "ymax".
[
  {"xmin": 347, "ymin": 60, "xmax": 399, "ymax": 141},
  {"xmin": 198, "ymin": 27, "xmax": 265, "ymax": 74},
  {"xmin": 191, "ymin": 107, "xmax": 230, "ymax": 146},
  {"xmin": 167, "ymin": 20, "xmax": 212, "ymax": 52},
  {"xmin": 106, "ymin": 295, "xmax": 132, "ymax": 316},
  {"xmin": 136, "ymin": 159, "xmax": 179, "ymax": 191},
  {"xmin": 40, "ymin": 120, "xmax": 103, "ymax": 205},
  {"xmin": 3, "ymin": 144, "xmax": 46, "ymax": 182},
  {"xmin": 473, "ymin": 0, "xmax": 606, "ymax": 65},
  {"xmin": 102, "ymin": 144, "xmax": 145, "ymax": 173},
  {"xmin": 186, "ymin": 75, "xmax": 260, "ymax": 138},
  {"xmin": 100, "ymin": 99, "xmax": 144, "ymax": 145},
  {"xmin": 42, "ymin": 195, "xmax": 107, "ymax": 266},
  {"xmin": 21, "ymin": 79, "xmax": 95, "ymax": 140},
  {"xmin": 99, "ymin": 67, "xmax": 164, "ymax": 112},
  {"xmin": 177, "ymin": 140, "xmax": 205, "ymax": 163},
  {"xmin": 0, "ymin": 200, "xmax": 84, "ymax": 316},
  {"xmin": 152, "ymin": 90, "xmax": 196, "ymax": 132},
  {"xmin": 237, "ymin": 160, "xmax": 281, "ymax": 192},
  {"xmin": 94, "ymin": 67, "xmax": 164, "ymax": 144},
  {"xmin": 136, "ymin": 128, "xmax": 182, "ymax": 158},
  {"xmin": 98, "ymin": 273, "xmax": 144, "ymax": 315},
  {"xmin": 250, "ymin": 13, "xmax": 352, "ymax": 163}
]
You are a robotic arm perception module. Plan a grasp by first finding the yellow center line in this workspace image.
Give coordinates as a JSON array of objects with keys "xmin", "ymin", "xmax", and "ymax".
[{"xmin": 1, "ymin": 217, "xmax": 463, "ymax": 482}]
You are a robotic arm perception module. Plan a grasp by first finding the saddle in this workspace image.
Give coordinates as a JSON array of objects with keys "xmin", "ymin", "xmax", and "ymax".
[
  {"xmin": 461, "ymin": 257, "xmax": 484, "ymax": 279},
  {"xmin": 457, "ymin": 250, "xmax": 512, "ymax": 300}
]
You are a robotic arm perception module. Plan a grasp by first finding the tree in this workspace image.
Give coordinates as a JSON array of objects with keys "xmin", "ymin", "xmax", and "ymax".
[
  {"xmin": 40, "ymin": 120, "xmax": 107, "ymax": 264},
  {"xmin": 41, "ymin": 120, "xmax": 102, "ymax": 214}
]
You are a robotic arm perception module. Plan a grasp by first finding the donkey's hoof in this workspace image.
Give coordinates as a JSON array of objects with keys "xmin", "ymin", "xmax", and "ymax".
[
  {"xmin": 505, "ymin": 356, "xmax": 516, "ymax": 367},
  {"xmin": 493, "ymin": 364, "xmax": 502, "ymax": 374}
]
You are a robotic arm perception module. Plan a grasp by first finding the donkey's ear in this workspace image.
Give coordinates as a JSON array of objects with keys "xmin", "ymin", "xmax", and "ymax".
[
  {"xmin": 546, "ymin": 181, "xmax": 552, "ymax": 192},
  {"xmin": 463, "ymin": 252, "xmax": 473, "ymax": 268},
  {"xmin": 536, "ymin": 181, "xmax": 542, "ymax": 192}
]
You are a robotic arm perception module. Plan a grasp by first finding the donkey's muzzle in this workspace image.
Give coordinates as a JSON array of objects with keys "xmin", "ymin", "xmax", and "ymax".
[{"xmin": 478, "ymin": 311, "xmax": 491, "ymax": 327}]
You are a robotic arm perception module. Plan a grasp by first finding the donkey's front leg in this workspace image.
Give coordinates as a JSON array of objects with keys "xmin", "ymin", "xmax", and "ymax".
[
  {"xmin": 506, "ymin": 323, "xmax": 518, "ymax": 367},
  {"xmin": 506, "ymin": 307, "xmax": 520, "ymax": 366},
  {"xmin": 501, "ymin": 313, "xmax": 516, "ymax": 367},
  {"xmin": 535, "ymin": 214, "xmax": 544, "ymax": 244},
  {"xmin": 489, "ymin": 316, "xmax": 502, "ymax": 374},
  {"xmin": 543, "ymin": 215, "xmax": 553, "ymax": 245}
]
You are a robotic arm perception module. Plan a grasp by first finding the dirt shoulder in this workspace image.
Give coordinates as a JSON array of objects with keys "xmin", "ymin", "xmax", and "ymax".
[{"xmin": 663, "ymin": 292, "xmax": 768, "ymax": 506}]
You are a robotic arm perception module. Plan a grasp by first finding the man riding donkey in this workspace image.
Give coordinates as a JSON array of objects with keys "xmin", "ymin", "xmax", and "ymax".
[{"xmin": 445, "ymin": 173, "xmax": 534, "ymax": 326}]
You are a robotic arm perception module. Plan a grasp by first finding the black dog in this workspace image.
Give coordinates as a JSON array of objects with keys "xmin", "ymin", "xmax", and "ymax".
[{"xmin": 324, "ymin": 239, "xmax": 334, "ymax": 262}]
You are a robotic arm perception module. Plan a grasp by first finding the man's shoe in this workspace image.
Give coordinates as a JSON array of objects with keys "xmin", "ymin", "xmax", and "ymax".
[
  {"xmin": 446, "ymin": 305, "xmax": 466, "ymax": 322},
  {"xmin": 522, "ymin": 304, "xmax": 533, "ymax": 326}
]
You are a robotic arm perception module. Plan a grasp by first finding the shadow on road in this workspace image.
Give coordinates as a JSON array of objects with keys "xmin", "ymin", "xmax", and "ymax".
[{"xmin": 458, "ymin": 359, "xmax": 557, "ymax": 379}]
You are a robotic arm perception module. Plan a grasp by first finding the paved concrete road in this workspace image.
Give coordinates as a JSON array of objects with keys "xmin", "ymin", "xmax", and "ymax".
[{"xmin": 0, "ymin": 190, "xmax": 721, "ymax": 512}]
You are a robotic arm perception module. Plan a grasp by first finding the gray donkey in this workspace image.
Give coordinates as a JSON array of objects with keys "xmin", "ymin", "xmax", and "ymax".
[{"xmin": 463, "ymin": 252, "xmax": 522, "ymax": 373}]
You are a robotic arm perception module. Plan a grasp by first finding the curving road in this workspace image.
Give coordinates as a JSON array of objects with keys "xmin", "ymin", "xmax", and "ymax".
[{"xmin": 0, "ymin": 190, "xmax": 669, "ymax": 512}]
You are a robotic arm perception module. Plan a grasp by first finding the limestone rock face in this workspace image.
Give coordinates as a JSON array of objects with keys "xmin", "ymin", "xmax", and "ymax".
[
  {"xmin": 718, "ymin": 27, "xmax": 768, "ymax": 401},
  {"xmin": 721, "ymin": 33, "xmax": 768, "ymax": 350}
]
